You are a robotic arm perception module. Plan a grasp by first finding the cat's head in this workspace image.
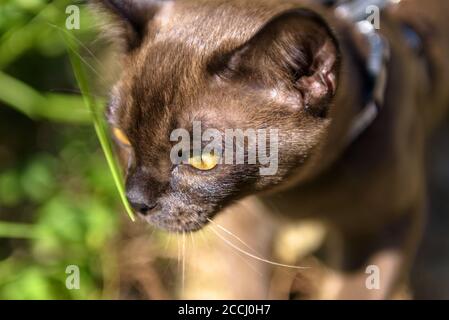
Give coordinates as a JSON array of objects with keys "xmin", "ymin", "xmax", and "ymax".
[{"xmin": 95, "ymin": 0, "xmax": 340, "ymax": 232}]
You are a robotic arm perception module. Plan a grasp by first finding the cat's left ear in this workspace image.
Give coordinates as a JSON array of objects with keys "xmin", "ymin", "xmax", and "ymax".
[
  {"xmin": 212, "ymin": 9, "xmax": 340, "ymax": 117},
  {"xmin": 92, "ymin": 0, "xmax": 168, "ymax": 50}
]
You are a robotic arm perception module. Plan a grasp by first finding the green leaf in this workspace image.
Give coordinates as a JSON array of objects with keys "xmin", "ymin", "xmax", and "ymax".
[
  {"xmin": 0, "ymin": 71, "xmax": 92, "ymax": 123},
  {"xmin": 0, "ymin": 221, "xmax": 40, "ymax": 239},
  {"xmin": 62, "ymin": 30, "xmax": 136, "ymax": 222}
]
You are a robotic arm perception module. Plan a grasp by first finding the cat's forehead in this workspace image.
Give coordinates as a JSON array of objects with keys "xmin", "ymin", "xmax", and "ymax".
[
  {"xmin": 111, "ymin": 63, "xmax": 240, "ymax": 135},
  {"xmin": 109, "ymin": 0, "xmax": 300, "ymax": 130},
  {"xmin": 120, "ymin": 0, "xmax": 296, "ymax": 86},
  {"xmin": 151, "ymin": 0, "xmax": 289, "ymax": 49}
]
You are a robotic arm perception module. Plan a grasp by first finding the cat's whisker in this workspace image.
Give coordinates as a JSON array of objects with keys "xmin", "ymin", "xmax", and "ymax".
[
  {"xmin": 211, "ymin": 221, "xmax": 274, "ymax": 277},
  {"xmin": 146, "ymin": 226, "xmax": 157, "ymax": 247},
  {"xmin": 208, "ymin": 224, "xmax": 308, "ymax": 270},
  {"xmin": 50, "ymin": 23, "xmax": 108, "ymax": 82},
  {"xmin": 157, "ymin": 233, "xmax": 175, "ymax": 289},
  {"xmin": 232, "ymin": 251, "xmax": 264, "ymax": 278},
  {"xmin": 196, "ymin": 224, "xmax": 264, "ymax": 277},
  {"xmin": 48, "ymin": 22, "xmax": 105, "ymax": 67},
  {"xmin": 181, "ymin": 232, "xmax": 186, "ymax": 296},
  {"xmin": 198, "ymin": 227, "xmax": 212, "ymax": 250},
  {"xmin": 189, "ymin": 231, "xmax": 195, "ymax": 254},
  {"xmin": 206, "ymin": 218, "xmax": 260, "ymax": 255},
  {"xmin": 66, "ymin": 41, "xmax": 102, "ymax": 79},
  {"xmin": 192, "ymin": 232, "xmax": 196, "ymax": 244},
  {"xmin": 163, "ymin": 232, "xmax": 172, "ymax": 253},
  {"xmin": 176, "ymin": 235, "xmax": 181, "ymax": 277},
  {"xmin": 213, "ymin": 230, "xmax": 265, "ymax": 277},
  {"xmin": 207, "ymin": 220, "xmax": 308, "ymax": 274},
  {"xmin": 188, "ymin": 231, "xmax": 196, "ymax": 271}
]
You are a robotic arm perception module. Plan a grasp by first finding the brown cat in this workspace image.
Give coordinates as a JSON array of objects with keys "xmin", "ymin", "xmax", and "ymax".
[{"xmin": 93, "ymin": 0, "xmax": 449, "ymax": 299}]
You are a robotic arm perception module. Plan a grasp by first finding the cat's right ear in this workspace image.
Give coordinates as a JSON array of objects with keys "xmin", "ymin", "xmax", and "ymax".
[
  {"xmin": 209, "ymin": 9, "xmax": 340, "ymax": 117},
  {"xmin": 91, "ymin": 0, "xmax": 168, "ymax": 51}
]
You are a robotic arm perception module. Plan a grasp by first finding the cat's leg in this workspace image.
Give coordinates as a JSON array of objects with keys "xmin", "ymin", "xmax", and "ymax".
[
  {"xmin": 270, "ymin": 221, "xmax": 329, "ymax": 300},
  {"xmin": 182, "ymin": 197, "xmax": 277, "ymax": 299},
  {"xmin": 320, "ymin": 202, "xmax": 424, "ymax": 300}
]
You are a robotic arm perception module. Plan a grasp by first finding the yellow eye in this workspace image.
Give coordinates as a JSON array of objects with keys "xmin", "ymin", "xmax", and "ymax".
[
  {"xmin": 112, "ymin": 128, "xmax": 131, "ymax": 147},
  {"xmin": 189, "ymin": 151, "xmax": 219, "ymax": 171}
]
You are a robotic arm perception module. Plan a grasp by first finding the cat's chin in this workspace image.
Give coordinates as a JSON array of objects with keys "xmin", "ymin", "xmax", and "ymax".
[{"xmin": 137, "ymin": 209, "xmax": 211, "ymax": 233}]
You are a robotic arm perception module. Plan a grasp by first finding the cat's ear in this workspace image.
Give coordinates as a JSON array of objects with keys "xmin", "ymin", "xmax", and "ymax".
[
  {"xmin": 213, "ymin": 9, "xmax": 340, "ymax": 117},
  {"xmin": 92, "ymin": 0, "xmax": 167, "ymax": 50}
]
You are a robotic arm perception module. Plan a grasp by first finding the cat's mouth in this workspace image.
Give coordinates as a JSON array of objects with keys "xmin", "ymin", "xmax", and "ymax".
[{"xmin": 137, "ymin": 206, "xmax": 211, "ymax": 233}]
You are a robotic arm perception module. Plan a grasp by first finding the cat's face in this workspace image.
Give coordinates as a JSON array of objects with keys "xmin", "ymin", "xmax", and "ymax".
[{"xmin": 98, "ymin": 0, "xmax": 340, "ymax": 232}]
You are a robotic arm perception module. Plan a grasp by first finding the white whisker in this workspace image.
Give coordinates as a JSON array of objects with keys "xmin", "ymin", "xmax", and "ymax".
[
  {"xmin": 208, "ymin": 224, "xmax": 308, "ymax": 270},
  {"xmin": 207, "ymin": 218, "xmax": 260, "ymax": 255},
  {"xmin": 49, "ymin": 23, "xmax": 106, "ymax": 81},
  {"xmin": 182, "ymin": 232, "xmax": 186, "ymax": 296}
]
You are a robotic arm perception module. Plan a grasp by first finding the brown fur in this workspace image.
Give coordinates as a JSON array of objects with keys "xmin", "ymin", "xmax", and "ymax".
[{"xmin": 93, "ymin": 0, "xmax": 449, "ymax": 299}]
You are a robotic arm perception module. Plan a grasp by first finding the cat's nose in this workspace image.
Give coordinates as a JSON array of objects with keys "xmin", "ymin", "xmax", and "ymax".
[
  {"xmin": 127, "ymin": 196, "xmax": 158, "ymax": 215},
  {"xmin": 126, "ymin": 169, "xmax": 163, "ymax": 215},
  {"xmin": 126, "ymin": 189, "xmax": 158, "ymax": 215}
]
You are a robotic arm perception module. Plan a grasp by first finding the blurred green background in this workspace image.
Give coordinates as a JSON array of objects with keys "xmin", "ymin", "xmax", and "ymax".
[
  {"xmin": 0, "ymin": 0, "xmax": 279, "ymax": 301},
  {"xmin": 0, "ymin": 0, "xmax": 139, "ymax": 299},
  {"xmin": 4, "ymin": 0, "xmax": 448, "ymax": 301}
]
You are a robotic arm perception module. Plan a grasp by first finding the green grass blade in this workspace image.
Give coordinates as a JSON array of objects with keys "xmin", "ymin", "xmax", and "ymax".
[
  {"xmin": 62, "ymin": 31, "xmax": 136, "ymax": 222},
  {"xmin": 0, "ymin": 222, "xmax": 40, "ymax": 239},
  {"xmin": 0, "ymin": 71, "xmax": 92, "ymax": 123}
]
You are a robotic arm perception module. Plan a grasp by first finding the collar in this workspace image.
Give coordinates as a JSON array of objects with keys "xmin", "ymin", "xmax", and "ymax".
[
  {"xmin": 325, "ymin": 0, "xmax": 392, "ymax": 144},
  {"xmin": 344, "ymin": 20, "xmax": 390, "ymax": 143}
]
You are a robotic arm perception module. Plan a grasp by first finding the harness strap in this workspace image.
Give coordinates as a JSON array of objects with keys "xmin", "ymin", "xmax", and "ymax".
[
  {"xmin": 333, "ymin": 0, "xmax": 393, "ymax": 143},
  {"xmin": 345, "ymin": 20, "xmax": 390, "ymax": 142},
  {"xmin": 314, "ymin": 0, "xmax": 393, "ymax": 143}
]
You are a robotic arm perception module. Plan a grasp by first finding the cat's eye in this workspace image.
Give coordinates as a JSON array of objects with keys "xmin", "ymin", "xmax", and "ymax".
[
  {"xmin": 188, "ymin": 151, "xmax": 219, "ymax": 171},
  {"xmin": 112, "ymin": 127, "xmax": 131, "ymax": 147}
]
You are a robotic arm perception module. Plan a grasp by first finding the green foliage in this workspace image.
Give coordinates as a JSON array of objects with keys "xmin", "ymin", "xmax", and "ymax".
[
  {"xmin": 64, "ymin": 29, "xmax": 136, "ymax": 221},
  {"xmin": 0, "ymin": 0, "xmax": 125, "ymax": 299},
  {"xmin": 0, "ymin": 71, "xmax": 91, "ymax": 123}
]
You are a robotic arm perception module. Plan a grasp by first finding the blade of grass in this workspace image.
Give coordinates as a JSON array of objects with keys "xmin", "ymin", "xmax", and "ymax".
[
  {"xmin": 0, "ymin": 71, "xmax": 92, "ymax": 123},
  {"xmin": 62, "ymin": 30, "xmax": 135, "ymax": 222},
  {"xmin": 0, "ymin": 222, "xmax": 40, "ymax": 239},
  {"xmin": 0, "ymin": 0, "xmax": 72, "ymax": 69}
]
